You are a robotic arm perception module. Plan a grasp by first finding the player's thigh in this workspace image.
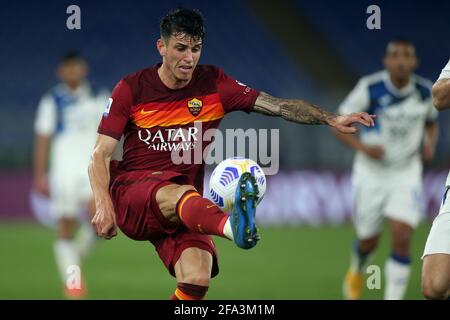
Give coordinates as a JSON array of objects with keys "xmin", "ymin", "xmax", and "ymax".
[
  {"xmin": 110, "ymin": 170, "xmax": 190, "ymax": 240},
  {"xmin": 49, "ymin": 170, "xmax": 81, "ymax": 220},
  {"xmin": 388, "ymin": 218, "xmax": 413, "ymax": 253},
  {"xmin": 352, "ymin": 181, "xmax": 386, "ymax": 239},
  {"xmin": 174, "ymin": 247, "xmax": 213, "ymax": 286},
  {"xmin": 422, "ymin": 253, "xmax": 450, "ymax": 298},
  {"xmin": 384, "ymin": 183, "xmax": 423, "ymax": 230}
]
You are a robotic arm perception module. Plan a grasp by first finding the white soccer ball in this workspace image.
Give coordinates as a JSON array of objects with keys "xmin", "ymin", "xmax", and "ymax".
[{"xmin": 209, "ymin": 157, "xmax": 266, "ymax": 212}]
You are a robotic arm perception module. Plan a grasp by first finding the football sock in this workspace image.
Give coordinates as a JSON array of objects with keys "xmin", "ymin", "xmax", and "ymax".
[
  {"xmin": 171, "ymin": 282, "xmax": 209, "ymax": 300},
  {"xmin": 384, "ymin": 252, "xmax": 411, "ymax": 300},
  {"xmin": 54, "ymin": 239, "xmax": 81, "ymax": 287},
  {"xmin": 350, "ymin": 240, "xmax": 374, "ymax": 273},
  {"xmin": 75, "ymin": 222, "xmax": 96, "ymax": 258},
  {"xmin": 222, "ymin": 219, "xmax": 234, "ymax": 241},
  {"xmin": 176, "ymin": 190, "xmax": 229, "ymax": 238}
]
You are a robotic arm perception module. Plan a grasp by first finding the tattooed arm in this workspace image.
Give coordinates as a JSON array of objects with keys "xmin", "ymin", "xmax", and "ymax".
[{"xmin": 253, "ymin": 92, "xmax": 375, "ymax": 133}]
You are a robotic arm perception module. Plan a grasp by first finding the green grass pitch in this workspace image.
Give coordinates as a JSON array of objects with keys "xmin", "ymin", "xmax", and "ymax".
[{"xmin": 0, "ymin": 221, "xmax": 431, "ymax": 299}]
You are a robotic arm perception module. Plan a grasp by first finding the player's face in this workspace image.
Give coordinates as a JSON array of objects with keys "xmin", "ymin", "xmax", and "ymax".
[
  {"xmin": 57, "ymin": 60, "xmax": 88, "ymax": 89},
  {"xmin": 383, "ymin": 43, "xmax": 417, "ymax": 80},
  {"xmin": 158, "ymin": 33, "xmax": 202, "ymax": 83}
]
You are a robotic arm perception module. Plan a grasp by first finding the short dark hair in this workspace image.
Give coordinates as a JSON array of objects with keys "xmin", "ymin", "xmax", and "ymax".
[
  {"xmin": 386, "ymin": 38, "xmax": 415, "ymax": 53},
  {"xmin": 160, "ymin": 8, "xmax": 205, "ymax": 42},
  {"xmin": 60, "ymin": 50, "xmax": 84, "ymax": 64}
]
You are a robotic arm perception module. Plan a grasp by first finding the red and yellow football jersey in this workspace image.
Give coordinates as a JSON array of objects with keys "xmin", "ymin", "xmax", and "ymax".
[{"xmin": 98, "ymin": 64, "xmax": 259, "ymax": 193}]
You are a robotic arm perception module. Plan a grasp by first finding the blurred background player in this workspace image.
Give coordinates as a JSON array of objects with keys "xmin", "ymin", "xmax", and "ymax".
[
  {"xmin": 422, "ymin": 59, "xmax": 450, "ymax": 300},
  {"xmin": 33, "ymin": 51, "xmax": 110, "ymax": 298},
  {"xmin": 334, "ymin": 39, "xmax": 439, "ymax": 300}
]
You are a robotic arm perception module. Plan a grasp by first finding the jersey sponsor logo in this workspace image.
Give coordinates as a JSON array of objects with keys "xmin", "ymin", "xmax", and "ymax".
[
  {"xmin": 103, "ymin": 98, "xmax": 113, "ymax": 117},
  {"xmin": 137, "ymin": 127, "xmax": 199, "ymax": 152},
  {"xmin": 140, "ymin": 108, "xmax": 157, "ymax": 115},
  {"xmin": 187, "ymin": 98, "xmax": 202, "ymax": 116}
]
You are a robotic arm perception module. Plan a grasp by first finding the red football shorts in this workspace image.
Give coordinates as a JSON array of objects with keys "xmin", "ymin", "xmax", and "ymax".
[{"xmin": 109, "ymin": 161, "xmax": 219, "ymax": 278}]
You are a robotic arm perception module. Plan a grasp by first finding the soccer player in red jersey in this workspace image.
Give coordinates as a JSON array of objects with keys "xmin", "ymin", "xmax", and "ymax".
[{"xmin": 89, "ymin": 8, "xmax": 375, "ymax": 300}]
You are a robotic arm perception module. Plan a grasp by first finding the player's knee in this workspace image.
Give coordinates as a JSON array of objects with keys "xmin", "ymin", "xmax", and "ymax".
[
  {"xmin": 392, "ymin": 232, "xmax": 411, "ymax": 255},
  {"xmin": 156, "ymin": 184, "xmax": 197, "ymax": 220},
  {"xmin": 391, "ymin": 221, "xmax": 412, "ymax": 250},
  {"xmin": 422, "ymin": 275, "xmax": 449, "ymax": 300},
  {"xmin": 173, "ymin": 185, "xmax": 197, "ymax": 202},
  {"xmin": 157, "ymin": 184, "xmax": 197, "ymax": 207},
  {"xmin": 359, "ymin": 237, "xmax": 379, "ymax": 253},
  {"xmin": 182, "ymin": 269, "xmax": 211, "ymax": 287},
  {"xmin": 57, "ymin": 218, "xmax": 77, "ymax": 239}
]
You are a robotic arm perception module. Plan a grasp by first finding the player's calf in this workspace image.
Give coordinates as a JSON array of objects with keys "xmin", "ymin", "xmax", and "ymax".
[
  {"xmin": 171, "ymin": 283, "xmax": 209, "ymax": 300},
  {"xmin": 172, "ymin": 247, "xmax": 212, "ymax": 300}
]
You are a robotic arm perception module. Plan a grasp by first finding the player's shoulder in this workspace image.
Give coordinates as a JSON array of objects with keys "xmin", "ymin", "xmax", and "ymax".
[
  {"xmin": 413, "ymin": 74, "xmax": 433, "ymax": 100},
  {"xmin": 413, "ymin": 74, "xmax": 433, "ymax": 90},
  {"xmin": 113, "ymin": 66, "xmax": 155, "ymax": 99},
  {"xmin": 358, "ymin": 70, "xmax": 386, "ymax": 87},
  {"xmin": 121, "ymin": 66, "xmax": 154, "ymax": 86},
  {"xmin": 40, "ymin": 84, "xmax": 68, "ymax": 104},
  {"xmin": 47, "ymin": 83, "xmax": 66, "ymax": 96},
  {"xmin": 194, "ymin": 64, "xmax": 223, "ymax": 79}
]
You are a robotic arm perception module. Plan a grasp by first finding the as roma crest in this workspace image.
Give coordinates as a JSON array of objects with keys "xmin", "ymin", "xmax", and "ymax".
[{"xmin": 187, "ymin": 98, "xmax": 203, "ymax": 116}]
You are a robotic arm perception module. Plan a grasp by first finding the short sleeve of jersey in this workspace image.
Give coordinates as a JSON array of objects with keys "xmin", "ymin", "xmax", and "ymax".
[
  {"xmin": 338, "ymin": 78, "xmax": 370, "ymax": 115},
  {"xmin": 97, "ymin": 79, "xmax": 133, "ymax": 140},
  {"xmin": 216, "ymin": 68, "xmax": 260, "ymax": 113},
  {"xmin": 34, "ymin": 94, "xmax": 56, "ymax": 136},
  {"xmin": 424, "ymin": 84, "xmax": 439, "ymax": 122},
  {"xmin": 438, "ymin": 59, "xmax": 450, "ymax": 80}
]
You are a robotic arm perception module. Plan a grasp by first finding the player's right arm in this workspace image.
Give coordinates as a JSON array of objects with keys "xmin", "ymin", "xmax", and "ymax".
[
  {"xmin": 88, "ymin": 134, "xmax": 119, "ymax": 239},
  {"xmin": 333, "ymin": 130, "xmax": 384, "ymax": 159},
  {"xmin": 90, "ymin": 79, "xmax": 133, "ymax": 239},
  {"xmin": 33, "ymin": 135, "xmax": 51, "ymax": 196},
  {"xmin": 332, "ymin": 78, "xmax": 384, "ymax": 160},
  {"xmin": 432, "ymin": 59, "xmax": 450, "ymax": 111},
  {"xmin": 33, "ymin": 94, "xmax": 56, "ymax": 196}
]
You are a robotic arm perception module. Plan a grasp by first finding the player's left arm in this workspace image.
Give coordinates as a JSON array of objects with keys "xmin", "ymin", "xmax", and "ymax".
[
  {"xmin": 423, "ymin": 121, "xmax": 439, "ymax": 161},
  {"xmin": 253, "ymin": 92, "xmax": 375, "ymax": 133}
]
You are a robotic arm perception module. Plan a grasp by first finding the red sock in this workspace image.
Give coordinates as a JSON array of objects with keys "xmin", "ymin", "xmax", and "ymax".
[
  {"xmin": 170, "ymin": 282, "xmax": 209, "ymax": 300},
  {"xmin": 176, "ymin": 190, "xmax": 228, "ymax": 237}
]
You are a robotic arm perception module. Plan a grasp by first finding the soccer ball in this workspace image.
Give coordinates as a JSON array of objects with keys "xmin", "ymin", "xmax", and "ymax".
[{"xmin": 209, "ymin": 157, "xmax": 266, "ymax": 211}]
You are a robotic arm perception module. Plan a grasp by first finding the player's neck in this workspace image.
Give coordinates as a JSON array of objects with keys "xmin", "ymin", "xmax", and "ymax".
[
  {"xmin": 65, "ymin": 81, "xmax": 83, "ymax": 92},
  {"xmin": 158, "ymin": 64, "xmax": 190, "ymax": 90},
  {"xmin": 389, "ymin": 74, "xmax": 410, "ymax": 90}
]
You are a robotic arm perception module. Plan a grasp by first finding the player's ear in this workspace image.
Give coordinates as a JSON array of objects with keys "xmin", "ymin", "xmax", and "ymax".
[{"xmin": 157, "ymin": 38, "xmax": 166, "ymax": 57}]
